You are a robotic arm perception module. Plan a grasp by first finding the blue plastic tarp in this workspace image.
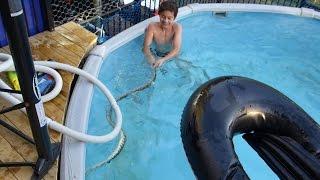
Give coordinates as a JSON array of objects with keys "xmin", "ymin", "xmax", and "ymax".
[
  {"xmin": 0, "ymin": 16, "xmax": 8, "ymax": 47},
  {"xmin": 0, "ymin": 0, "xmax": 47, "ymax": 47}
]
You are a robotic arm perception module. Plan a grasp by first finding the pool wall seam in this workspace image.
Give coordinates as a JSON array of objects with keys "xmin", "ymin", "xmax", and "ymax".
[{"xmin": 60, "ymin": 4, "xmax": 320, "ymax": 180}]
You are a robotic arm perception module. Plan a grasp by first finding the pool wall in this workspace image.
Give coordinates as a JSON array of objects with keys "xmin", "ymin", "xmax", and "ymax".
[{"xmin": 60, "ymin": 3, "xmax": 320, "ymax": 180}]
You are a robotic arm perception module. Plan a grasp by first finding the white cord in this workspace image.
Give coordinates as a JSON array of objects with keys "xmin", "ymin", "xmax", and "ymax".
[{"xmin": 0, "ymin": 54, "xmax": 122, "ymax": 143}]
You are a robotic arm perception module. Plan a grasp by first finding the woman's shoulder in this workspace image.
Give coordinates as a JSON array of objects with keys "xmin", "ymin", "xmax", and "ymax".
[
  {"xmin": 173, "ymin": 23, "xmax": 182, "ymax": 31},
  {"xmin": 147, "ymin": 22, "xmax": 160, "ymax": 30},
  {"xmin": 146, "ymin": 23, "xmax": 160, "ymax": 34}
]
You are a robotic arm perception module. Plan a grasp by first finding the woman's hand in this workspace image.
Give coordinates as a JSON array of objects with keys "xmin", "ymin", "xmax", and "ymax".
[
  {"xmin": 147, "ymin": 58, "xmax": 156, "ymax": 66},
  {"xmin": 152, "ymin": 59, "xmax": 165, "ymax": 68}
]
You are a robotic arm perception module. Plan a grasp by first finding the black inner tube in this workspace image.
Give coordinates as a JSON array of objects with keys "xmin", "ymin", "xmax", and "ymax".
[{"xmin": 180, "ymin": 76, "xmax": 320, "ymax": 180}]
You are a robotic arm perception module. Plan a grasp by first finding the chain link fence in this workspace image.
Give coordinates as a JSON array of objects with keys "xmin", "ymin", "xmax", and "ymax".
[
  {"xmin": 51, "ymin": 0, "xmax": 155, "ymax": 41},
  {"xmin": 51, "ymin": 0, "xmax": 122, "ymax": 26},
  {"xmin": 50, "ymin": 0, "xmax": 319, "ymax": 42}
]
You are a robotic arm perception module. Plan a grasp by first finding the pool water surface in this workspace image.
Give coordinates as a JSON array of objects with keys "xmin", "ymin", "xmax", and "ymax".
[{"xmin": 86, "ymin": 12, "xmax": 320, "ymax": 179}]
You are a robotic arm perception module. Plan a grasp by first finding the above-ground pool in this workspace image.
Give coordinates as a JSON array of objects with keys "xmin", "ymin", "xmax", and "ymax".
[{"xmin": 61, "ymin": 4, "xmax": 320, "ymax": 180}]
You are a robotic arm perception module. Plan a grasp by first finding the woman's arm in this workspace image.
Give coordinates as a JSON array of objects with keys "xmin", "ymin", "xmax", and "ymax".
[{"xmin": 153, "ymin": 24, "xmax": 182, "ymax": 68}]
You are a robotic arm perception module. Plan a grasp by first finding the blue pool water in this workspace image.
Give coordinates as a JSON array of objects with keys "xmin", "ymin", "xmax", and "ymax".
[{"xmin": 85, "ymin": 12, "xmax": 320, "ymax": 179}]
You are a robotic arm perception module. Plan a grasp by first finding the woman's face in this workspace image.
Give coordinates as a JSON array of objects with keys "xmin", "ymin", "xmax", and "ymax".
[{"xmin": 159, "ymin": 10, "xmax": 175, "ymax": 28}]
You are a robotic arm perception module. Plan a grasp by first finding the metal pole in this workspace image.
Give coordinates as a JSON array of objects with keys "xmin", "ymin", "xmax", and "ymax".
[
  {"xmin": 0, "ymin": 0, "xmax": 60, "ymax": 178},
  {"xmin": 41, "ymin": 0, "xmax": 55, "ymax": 31}
]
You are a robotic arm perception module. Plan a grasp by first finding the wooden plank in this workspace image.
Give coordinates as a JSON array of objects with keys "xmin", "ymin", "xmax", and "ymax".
[
  {"xmin": 32, "ymin": 36, "xmax": 79, "ymax": 66},
  {"xmin": 38, "ymin": 31, "xmax": 85, "ymax": 58},
  {"xmin": 44, "ymin": 94, "xmax": 67, "ymax": 113},
  {"xmin": 0, "ymin": 46, "xmax": 11, "ymax": 54},
  {"xmin": 29, "ymin": 38, "xmax": 50, "ymax": 60},
  {"xmin": 50, "ymin": 94, "xmax": 67, "ymax": 111},
  {"xmin": 0, "ymin": 48, "xmax": 10, "ymax": 54},
  {"xmin": 60, "ymin": 22, "xmax": 97, "ymax": 41},
  {"xmin": 58, "ymin": 71, "xmax": 74, "ymax": 87},
  {"xmin": 0, "ymin": 106, "xmax": 59, "ymax": 178},
  {"xmin": 55, "ymin": 24, "xmax": 97, "ymax": 53},
  {"xmin": 44, "ymin": 101, "xmax": 64, "ymax": 122},
  {"xmin": 0, "ymin": 122, "xmax": 57, "ymax": 179},
  {"xmin": 43, "ymin": 161, "xmax": 58, "ymax": 180},
  {"xmin": 0, "ymin": 134, "xmax": 33, "ymax": 179},
  {"xmin": 60, "ymin": 22, "xmax": 97, "ymax": 51},
  {"xmin": 8, "ymin": 167, "xmax": 33, "ymax": 180},
  {"xmin": 0, "ymin": 168, "xmax": 17, "ymax": 180},
  {"xmin": 0, "ymin": 135, "xmax": 25, "ymax": 162},
  {"xmin": 0, "ymin": 116, "xmax": 37, "ymax": 161},
  {"xmin": 0, "ymin": 124, "xmax": 37, "ymax": 179},
  {"xmin": 28, "ymin": 38, "xmax": 67, "ymax": 63},
  {"xmin": 0, "ymin": 95, "xmax": 60, "ymax": 144},
  {"xmin": 0, "ymin": 100, "xmax": 33, "ymax": 139},
  {"xmin": 54, "ymin": 26, "xmax": 89, "ymax": 51}
]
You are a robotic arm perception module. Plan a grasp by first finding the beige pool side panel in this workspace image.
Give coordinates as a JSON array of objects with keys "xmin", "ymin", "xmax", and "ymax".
[{"xmin": 61, "ymin": 4, "xmax": 320, "ymax": 180}]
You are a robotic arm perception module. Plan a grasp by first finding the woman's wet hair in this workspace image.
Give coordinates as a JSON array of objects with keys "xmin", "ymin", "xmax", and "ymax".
[{"xmin": 158, "ymin": 1, "xmax": 178, "ymax": 18}]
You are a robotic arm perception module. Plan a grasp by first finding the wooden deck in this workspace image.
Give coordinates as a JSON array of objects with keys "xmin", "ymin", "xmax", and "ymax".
[{"xmin": 0, "ymin": 22, "xmax": 97, "ymax": 179}]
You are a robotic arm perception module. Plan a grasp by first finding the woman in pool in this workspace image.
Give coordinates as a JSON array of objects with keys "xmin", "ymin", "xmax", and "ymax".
[{"xmin": 143, "ymin": 0, "xmax": 182, "ymax": 68}]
